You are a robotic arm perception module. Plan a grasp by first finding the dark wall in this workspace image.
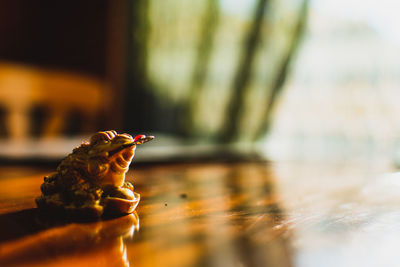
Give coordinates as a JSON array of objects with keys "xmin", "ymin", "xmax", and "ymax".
[{"xmin": 0, "ymin": 0, "xmax": 108, "ymax": 77}]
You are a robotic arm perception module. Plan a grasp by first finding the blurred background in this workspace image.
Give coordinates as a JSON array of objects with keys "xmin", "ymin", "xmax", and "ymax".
[
  {"xmin": 265, "ymin": 0, "xmax": 400, "ymax": 169},
  {"xmin": 2, "ymin": 2, "xmax": 400, "ymax": 266},
  {"xmin": 0, "ymin": 0, "xmax": 399, "ymax": 167}
]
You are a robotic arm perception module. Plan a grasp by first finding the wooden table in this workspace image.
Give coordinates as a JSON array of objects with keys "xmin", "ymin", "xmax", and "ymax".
[{"xmin": 0, "ymin": 161, "xmax": 398, "ymax": 267}]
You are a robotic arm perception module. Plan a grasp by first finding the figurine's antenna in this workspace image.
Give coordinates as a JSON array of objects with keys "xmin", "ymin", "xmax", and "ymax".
[
  {"xmin": 133, "ymin": 135, "xmax": 155, "ymax": 145},
  {"xmin": 108, "ymin": 135, "xmax": 154, "ymax": 157}
]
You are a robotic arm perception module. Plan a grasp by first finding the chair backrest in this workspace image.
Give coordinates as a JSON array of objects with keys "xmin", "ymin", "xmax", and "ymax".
[{"xmin": 0, "ymin": 62, "xmax": 108, "ymax": 140}]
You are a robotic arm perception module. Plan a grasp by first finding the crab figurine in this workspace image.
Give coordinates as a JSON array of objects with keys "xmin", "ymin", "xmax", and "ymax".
[{"xmin": 36, "ymin": 130, "xmax": 154, "ymax": 218}]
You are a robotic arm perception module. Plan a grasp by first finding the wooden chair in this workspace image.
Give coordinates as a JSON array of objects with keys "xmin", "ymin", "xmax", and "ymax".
[{"xmin": 0, "ymin": 62, "xmax": 109, "ymax": 141}]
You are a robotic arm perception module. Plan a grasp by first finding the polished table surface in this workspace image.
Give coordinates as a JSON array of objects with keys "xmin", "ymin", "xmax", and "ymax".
[{"xmin": 0, "ymin": 160, "xmax": 399, "ymax": 267}]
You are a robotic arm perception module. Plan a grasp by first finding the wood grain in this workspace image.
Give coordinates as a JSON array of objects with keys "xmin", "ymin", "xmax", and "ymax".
[
  {"xmin": 1, "ymin": 161, "xmax": 396, "ymax": 267},
  {"xmin": 0, "ymin": 162, "xmax": 291, "ymax": 267}
]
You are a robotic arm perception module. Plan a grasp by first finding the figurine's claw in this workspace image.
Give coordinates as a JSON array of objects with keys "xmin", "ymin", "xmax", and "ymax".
[{"xmin": 103, "ymin": 192, "xmax": 140, "ymax": 215}]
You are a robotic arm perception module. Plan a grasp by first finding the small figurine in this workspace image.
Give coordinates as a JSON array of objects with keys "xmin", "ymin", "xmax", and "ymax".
[{"xmin": 36, "ymin": 130, "xmax": 154, "ymax": 218}]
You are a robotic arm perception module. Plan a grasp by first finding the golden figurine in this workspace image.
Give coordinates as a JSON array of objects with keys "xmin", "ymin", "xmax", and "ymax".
[{"xmin": 36, "ymin": 130, "xmax": 154, "ymax": 218}]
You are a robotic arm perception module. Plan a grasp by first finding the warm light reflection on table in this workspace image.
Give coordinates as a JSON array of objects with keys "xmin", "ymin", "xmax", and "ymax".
[{"xmin": 0, "ymin": 161, "xmax": 398, "ymax": 267}]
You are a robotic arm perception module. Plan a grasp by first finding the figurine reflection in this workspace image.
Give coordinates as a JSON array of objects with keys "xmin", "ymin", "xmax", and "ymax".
[{"xmin": 0, "ymin": 212, "xmax": 139, "ymax": 267}]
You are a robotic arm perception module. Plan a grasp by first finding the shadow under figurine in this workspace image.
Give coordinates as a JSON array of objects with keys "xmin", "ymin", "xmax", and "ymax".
[{"xmin": 36, "ymin": 130, "xmax": 154, "ymax": 218}]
